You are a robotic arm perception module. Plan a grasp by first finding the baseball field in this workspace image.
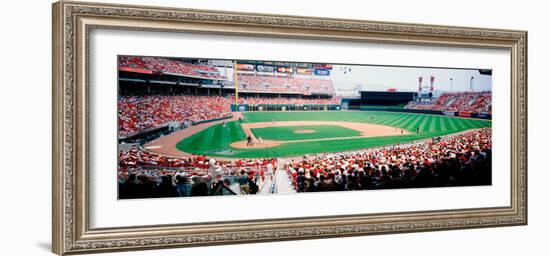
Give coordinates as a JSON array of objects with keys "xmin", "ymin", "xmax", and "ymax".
[{"xmin": 151, "ymin": 111, "xmax": 492, "ymax": 159}]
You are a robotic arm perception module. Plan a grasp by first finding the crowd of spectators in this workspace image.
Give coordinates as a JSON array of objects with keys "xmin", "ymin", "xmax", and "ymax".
[
  {"xmin": 118, "ymin": 95, "xmax": 232, "ymax": 136},
  {"xmin": 118, "ymin": 145, "xmax": 277, "ymax": 198},
  {"xmin": 405, "ymin": 91, "xmax": 492, "ymax": 114},
  {"xmin": 238, "ymin": 74, "xmax": 334, "ymax": 94},
  {"xmin": 118, "ymin": 169, "xmax": 246, "ymax": 198},
  {"xmin": 285, "ymin": 128, "xmax": 492, "ymax": 192},
  {"xmin": 119, "ymin": 56, "xmax": 225, "ymax": 79},
  {"xmin": 230, "ymin": 95, "xmax": 340, "ymax": 105}
]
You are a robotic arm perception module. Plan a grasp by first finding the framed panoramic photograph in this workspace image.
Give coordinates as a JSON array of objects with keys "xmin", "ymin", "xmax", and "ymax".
[{"xmin": 52, "ymin": 1, "xmax": 527, "ymax": 255}]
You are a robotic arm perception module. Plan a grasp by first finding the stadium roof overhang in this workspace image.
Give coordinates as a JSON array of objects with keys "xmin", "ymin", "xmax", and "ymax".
[
  {"xmin": 119, "ymin": 78, "xmax": 146, "ymax": 83},
  {"xmin": 150, "ymin": 80, "xmax": 177, "ymax": 85}
]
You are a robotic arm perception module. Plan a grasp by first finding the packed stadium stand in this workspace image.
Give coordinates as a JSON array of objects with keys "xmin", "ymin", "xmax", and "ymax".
[
  {"xmin": 285, "ymin": 128, "xmax": 492, "ymax": 191},
  {"xmin": 118, "ymin": 95, "xmax": 232, "ymax": 136},
  {"xmin": 118, "ymin": 145, "xmax": 277, "ymax": 198},
  {"xmin": 232, "ymin": 95, "xmax": 341, "ymax": 105},
  {"xmin": 119, "ymin": 56, "xmax": 225, "ymax": 79},
  {"xmin": 405, "ymin": 91, "xmax": 492, "ymax": 114},
  {"xmin": 238, "ymin": 74, "xmax": 334, "ymax": 94}
]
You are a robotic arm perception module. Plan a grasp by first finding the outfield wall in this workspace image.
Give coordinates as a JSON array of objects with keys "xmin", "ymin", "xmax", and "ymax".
[{"xmin": 231, "ymin": 104, "xmax": 341, "ymax": 112}]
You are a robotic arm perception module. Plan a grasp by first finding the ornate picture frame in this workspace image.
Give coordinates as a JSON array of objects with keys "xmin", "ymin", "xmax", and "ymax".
[{"xmin": 52, "ymin": 1, "xmax": 527, "ymax": 255}]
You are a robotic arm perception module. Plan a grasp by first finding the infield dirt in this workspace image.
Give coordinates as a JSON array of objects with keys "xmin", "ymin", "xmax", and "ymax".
[{"xmin": 231, "ymin": 121, "xmax": 408, "ymax": 149}]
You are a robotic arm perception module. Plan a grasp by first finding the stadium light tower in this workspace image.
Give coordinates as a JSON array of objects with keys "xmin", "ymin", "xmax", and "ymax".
[{"xmin": 428, "ymin": 76, "xmax": 435, "ymax": 102}]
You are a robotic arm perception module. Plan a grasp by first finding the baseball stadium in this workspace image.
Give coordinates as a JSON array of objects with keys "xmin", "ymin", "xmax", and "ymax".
[{"xmin": 117, "ymin": 56, "xmax": 492, "ymax": 199}]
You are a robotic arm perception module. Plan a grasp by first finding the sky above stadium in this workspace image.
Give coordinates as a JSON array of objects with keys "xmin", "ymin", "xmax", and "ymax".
[{"xmin": 331, "ymin": 64, "xmax": 492, "ymax": 92}]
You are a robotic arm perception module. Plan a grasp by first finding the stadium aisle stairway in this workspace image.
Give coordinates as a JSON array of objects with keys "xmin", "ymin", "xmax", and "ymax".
[
  {"xmin": 274, "ymin": 162, "xmax": 297, "ymax": 194},
  {"xmin": 259, "ymin": 178, "xmax": 274, "ymax": 194}
]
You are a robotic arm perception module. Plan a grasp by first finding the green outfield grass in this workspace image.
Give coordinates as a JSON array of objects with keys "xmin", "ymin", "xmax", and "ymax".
[
  {"xmin": 251, "ymin": 125, "xmax": 361, "ymax": 141},
  {"xmin": 175, "ymin": 111, "xmax": 492, "ymax": 158}
]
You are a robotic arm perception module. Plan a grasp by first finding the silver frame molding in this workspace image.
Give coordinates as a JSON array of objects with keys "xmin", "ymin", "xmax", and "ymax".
[{"xmin": 52, "ymin": 1, "xmax": 527, "ymax": 255}]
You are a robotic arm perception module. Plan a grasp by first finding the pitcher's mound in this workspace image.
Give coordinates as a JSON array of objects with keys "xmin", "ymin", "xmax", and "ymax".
[
  {"xmin": 294, "ymin": 129, "xmax": 315, "ymax": 134},
  {"xmin": 230, "ymin": 140, "xmax": 283, "ymax": 149}
]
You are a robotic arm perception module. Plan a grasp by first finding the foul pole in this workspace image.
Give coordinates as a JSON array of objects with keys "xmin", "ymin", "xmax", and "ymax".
[{"xmin": 233, "ymin": 61, "xmax": 239, "ymax": 107}]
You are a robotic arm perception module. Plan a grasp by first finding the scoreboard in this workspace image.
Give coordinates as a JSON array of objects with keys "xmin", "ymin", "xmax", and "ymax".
[{"xmin": 360, "ymin": 91, "xmax": 415, "ymax": 106}]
